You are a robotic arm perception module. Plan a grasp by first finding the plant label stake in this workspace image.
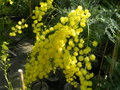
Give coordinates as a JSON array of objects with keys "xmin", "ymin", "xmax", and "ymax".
[{"xmin": 18, "ymin": 69, "xmax": 25, "ymax": 90}]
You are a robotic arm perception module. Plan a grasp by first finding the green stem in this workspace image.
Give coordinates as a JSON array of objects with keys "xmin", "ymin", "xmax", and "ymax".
[
  {"xmin": 47, "ymin": 12, "xmax": 59, "ymax": 27},
  {"xmin": 109, "ymin": 32, "xmax": 120, "ymax": 76},
  {"xmin": 29, "ymin": 0, "xmax": 32, "ymax": 15},
  {"xmin": 4, "ymin": 65, "xmax": 13, "ymax": 90},
  {"xmin": 95, "ymin": 41, "xmax": 108, "ymax": 90},
  {"xmin": 87, "ymin": 20, "xmax": 90, "ymax": 46},
  {"xmin": 98, "ymin": 40, "xmax": 108, "ymax": 79}
]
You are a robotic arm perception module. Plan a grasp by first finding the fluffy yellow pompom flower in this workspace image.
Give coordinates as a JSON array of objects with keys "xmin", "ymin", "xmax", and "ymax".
[
  {"xmin": 86, "ymin": 62, "xmax": 92, "ymax": 70},
  {"xmin": 60, "ymin": 17, "xmax": 68, "ymax": 24},
  {"xmin": 92, "ymin": 41, "xmax": 98, "ymax": 47},
  {"xmin": 84, "ymin": 56, "xmax": 90, "ymax": 62},
  {"xmin": 80, "ymin": 22, "xmax": 86, "ymax": 27},
  {"xmin": 74, "ymin": 47, "xmax": 79, "ymax": 52},
  {"xmin": 77, "ymin": 62, "xmax": 82, "ymax": 67},
  {"xmin": 78, "ymin": 56, "xmax": 84, "ymax": 61},
  {"xmin": 81, "ymin": 68, "xmax": 87, "ymax": 75},
  {"xmin": 18, "ymin": 21, "xmax": 22, "ymax": 25},
  {"xmin": 79, "ymin": 50, "xmax": 84, "ymax": 55},
  {"xmin": 83, "ymin": 47, "xmax": 91, "ymax": 54},
  {"xmin": 90, "ymin": 54, "xmax": 96, "ymax": 60},
  {"xmin": 78, "ymin": 43, "xmax": 84, "ymax": 48},
  {"xmin": 9, "ymin": 32, "xmax": 16, "ymax": 36}
]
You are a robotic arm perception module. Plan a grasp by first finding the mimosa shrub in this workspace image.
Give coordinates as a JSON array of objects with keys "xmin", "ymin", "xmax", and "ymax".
[{"xmin": 15, "ymin": 0, "xmax": 98, "ymax": 89}]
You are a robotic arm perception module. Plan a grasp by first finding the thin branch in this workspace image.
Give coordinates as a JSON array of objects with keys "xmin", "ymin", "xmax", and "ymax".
[{"xmin": 98, "ymin": 40, "xmax": 108, "ymax": 79}]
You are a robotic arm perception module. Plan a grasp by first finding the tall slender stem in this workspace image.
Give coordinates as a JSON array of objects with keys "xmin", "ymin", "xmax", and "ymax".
[
  {"xmin": 98, "ymin": 41, "xmax": 108, "ymax": 79},
  {"xmin": 29, "ymin": 0, "xmax": 32, "ymax": 15},
  {"xmin": 4, "ymin": 69, "xmax": 13, "ymax": 90},
  {"xmin": 109, "ymin": 32, "xmax": 120, "ymax": 76},
  {"xmin": 87, "ymin": 20, "xmax": 90, "ymax": 46}
]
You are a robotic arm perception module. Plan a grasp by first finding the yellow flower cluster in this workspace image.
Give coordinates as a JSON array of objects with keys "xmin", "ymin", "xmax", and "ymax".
[
  {"xmin": 25, "ymin": 1, "xmax": 97, "ymax": 90},
  {"xmin": 9, "ymin": 0, "xmax": 13, "ymax": 5},
  {"xmin": 0, "ymin": 42, "xmax": 9, "ymax": 62},
  {"xmin": 31, "ymin": 0, "xmax": 53, "ymax": 41},
  {"xmin": 9, "ymin": 19, "xmax": 28, "ymax": 36}
]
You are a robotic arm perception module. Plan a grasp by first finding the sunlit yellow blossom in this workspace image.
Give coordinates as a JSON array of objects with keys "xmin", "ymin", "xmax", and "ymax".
[
  {"xmin": 78, "ymin": 56, "xmax": 84, "ymax": 61},
  {"xmin": 79, "ymin": 50, "xmax": 84, "ymax": 55},
  {"xmin": 90, "ymin": 54, "xmax": 96, "ymax": 60},
  {"xmin": 84, "ymin": 56, "xmax": 90, "ymax": 62},
  {"xmin": 80, "ymin": 22, "xmax": 86, "ymax": 27},
  {"xmin": 81, "ymin": 68, "xmax": 87, "ymax": 75},
  {"xmin": 77, "ymin": 62, "xmax": 82, "ymax": 67},
  {"xmin": 60, "ymin": 17, "xmax": 68, "ymax": 24},
  {"xmin": 78, "ymin": 43, "xmax": 84, "ymax": 48},
  {"xmin": 80, "ymin": 38, "xmax": 85, "ymax": 43},
  {"xmin": 83, "ymin": 47, "xmax": 91, "ymax": 54},
  {"xmin": 92, "ymin": 41, "xmax": 98, "ymax": 47},
  {"xmin": 74, "ymin": 47, "xmax": 79, "ymax": 52},
  {"xmin": 73, "ymin": 52, "xmax": 78, "ymax": 56},
  {"xmin": 86, "ymin": 62, "xmax": 92, "ymax": 70}
]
